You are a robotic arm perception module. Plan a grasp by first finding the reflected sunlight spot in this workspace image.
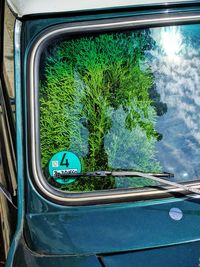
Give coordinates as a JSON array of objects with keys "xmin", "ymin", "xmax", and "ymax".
[{"xmin": 160, "ymin": 27, "xmax": 183, "ymax": 58}]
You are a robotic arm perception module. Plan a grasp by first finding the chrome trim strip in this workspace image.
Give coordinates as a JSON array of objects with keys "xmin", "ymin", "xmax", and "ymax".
[
  {"xmin": 28, "ymin": 12, "xmax": 200, "ymax": 204},
  {"xmin": 14, "ymin": 18, "xmax": 24, "ymax": 225}
]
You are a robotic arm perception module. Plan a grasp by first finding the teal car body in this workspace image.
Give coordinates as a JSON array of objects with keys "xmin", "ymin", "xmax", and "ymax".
[{"xmin": 1, "ymin": 1, "xmax": 200, "ymax": 266}]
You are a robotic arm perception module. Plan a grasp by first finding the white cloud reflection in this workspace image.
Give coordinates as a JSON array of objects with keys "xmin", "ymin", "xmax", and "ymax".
[
  {"xmin": 148, "ymin": 25, "xmax": 200, "ymax": 181},
  {"xmin": 153, "ymin": 26, "xmax": 183, "ymax": 59}
]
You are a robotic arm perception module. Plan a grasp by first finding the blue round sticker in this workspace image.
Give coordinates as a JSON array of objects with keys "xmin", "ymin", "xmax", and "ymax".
[{"xmin": 48, "ymin": 151, "xmax": 81, "ymax": 184}]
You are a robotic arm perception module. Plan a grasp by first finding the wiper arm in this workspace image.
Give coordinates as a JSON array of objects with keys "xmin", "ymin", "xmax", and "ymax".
[
  {"xmin": 87, "ymin": 171, "xmax": 174, "ymax": 178},
  {"xmin": 55, "ymin": 170, "xmax": 200, "ymax": 195}
]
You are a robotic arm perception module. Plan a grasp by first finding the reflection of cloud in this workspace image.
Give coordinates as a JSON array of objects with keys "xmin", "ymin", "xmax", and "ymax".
[
  {"xmin": 151, "ymin": 26, "xmax": 183, "ymax": 60},
  {"xmin": 148, "ymin": 25, "xmax": 200, "ymax": 181}
]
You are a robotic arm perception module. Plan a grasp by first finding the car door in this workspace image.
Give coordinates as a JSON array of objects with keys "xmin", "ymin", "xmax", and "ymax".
[{"xmin": 5, "ymin": 2, "xmax": 200, "ymax": 267}]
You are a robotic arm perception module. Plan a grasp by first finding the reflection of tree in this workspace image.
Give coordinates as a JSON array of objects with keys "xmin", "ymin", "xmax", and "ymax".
[
  {"xmin": 149, "ymin": 85, "xmax": 168, "ymax": 141},
  {"xmin": 149, "ymin": 85, "xmax": 167, "ymax": 116},
  {"xmin": 40, "ymin": 30, "xmax": 163, "ymax": 191},
  {"xmin": 105, "ymin": 107, "xmax": 162, "ymax": 188}
]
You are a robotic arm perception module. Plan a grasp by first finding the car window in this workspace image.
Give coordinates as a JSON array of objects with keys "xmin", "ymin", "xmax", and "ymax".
[{"xmin": 38, "ymin": 23, "xmax": 200, "ymax": 192}]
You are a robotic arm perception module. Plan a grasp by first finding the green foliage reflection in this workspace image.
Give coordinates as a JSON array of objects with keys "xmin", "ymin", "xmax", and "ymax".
[{"xmin": 40, "ymin": 30, "xmax": 163, "ymax": 191}]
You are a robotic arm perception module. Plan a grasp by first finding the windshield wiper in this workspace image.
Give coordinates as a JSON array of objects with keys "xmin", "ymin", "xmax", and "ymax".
[
  {"xmin": 55, "ymin": 171, "xmax": 174, "ymax": 178},
  {"xmin": 55, "ymin": 170, "xmax": 200, "ymax": 195}
]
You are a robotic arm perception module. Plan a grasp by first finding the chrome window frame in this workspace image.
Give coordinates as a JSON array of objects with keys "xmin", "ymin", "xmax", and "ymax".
[{"xmin": 27, "ymin": 11, "xmax": 200, "ymax": 205}]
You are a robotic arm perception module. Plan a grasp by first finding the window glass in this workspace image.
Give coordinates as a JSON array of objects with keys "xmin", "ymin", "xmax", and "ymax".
[
  {"xmin": 39, "ymin": 23, "xmax": 200, "ymax": 192},
  {"xmin": 3, "ymin": 3, "xmax": 15, "ymax": 98}
]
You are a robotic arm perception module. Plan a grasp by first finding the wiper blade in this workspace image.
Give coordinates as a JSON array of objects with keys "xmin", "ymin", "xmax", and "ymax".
[
  {"xmin": 55, "ymin": 170, "xmax": 200, "ymax": 195},
  {"xmin": 55, "ymin": 171, "xmax": 174, "ymax": 178}
]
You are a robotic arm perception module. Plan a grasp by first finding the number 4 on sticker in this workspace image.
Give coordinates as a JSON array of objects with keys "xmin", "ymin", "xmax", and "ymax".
[{"xmin": 60, "ymin": 153, "xmax": 69, "ymax": 167}]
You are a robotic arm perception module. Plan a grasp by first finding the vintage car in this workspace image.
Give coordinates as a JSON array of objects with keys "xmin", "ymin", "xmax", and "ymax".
[{"xmin": 1, "ymin": 0, "xmax": 200, "ymax": 266}]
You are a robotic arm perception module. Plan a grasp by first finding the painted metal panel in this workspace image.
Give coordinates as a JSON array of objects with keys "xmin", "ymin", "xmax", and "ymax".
[
  {"xmin": 13, "ymin": 238, "xmax": 102, "ymax": 267},
  {"xmin": 102, "ymin": 241, "xmax": 200, "ymax": 267},
  {"xmin": 25, "ymin": 189, "xmax": 200, "ymax": 255},
  {"xmin": 7, "ymin": 0, "xmax": 197, "ymax": 17}
]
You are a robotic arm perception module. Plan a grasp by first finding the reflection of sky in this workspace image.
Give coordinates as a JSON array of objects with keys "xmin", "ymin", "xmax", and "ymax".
[{"xmin": 149, "ymin": 25, "xmax": 200, "ymax": 181}]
